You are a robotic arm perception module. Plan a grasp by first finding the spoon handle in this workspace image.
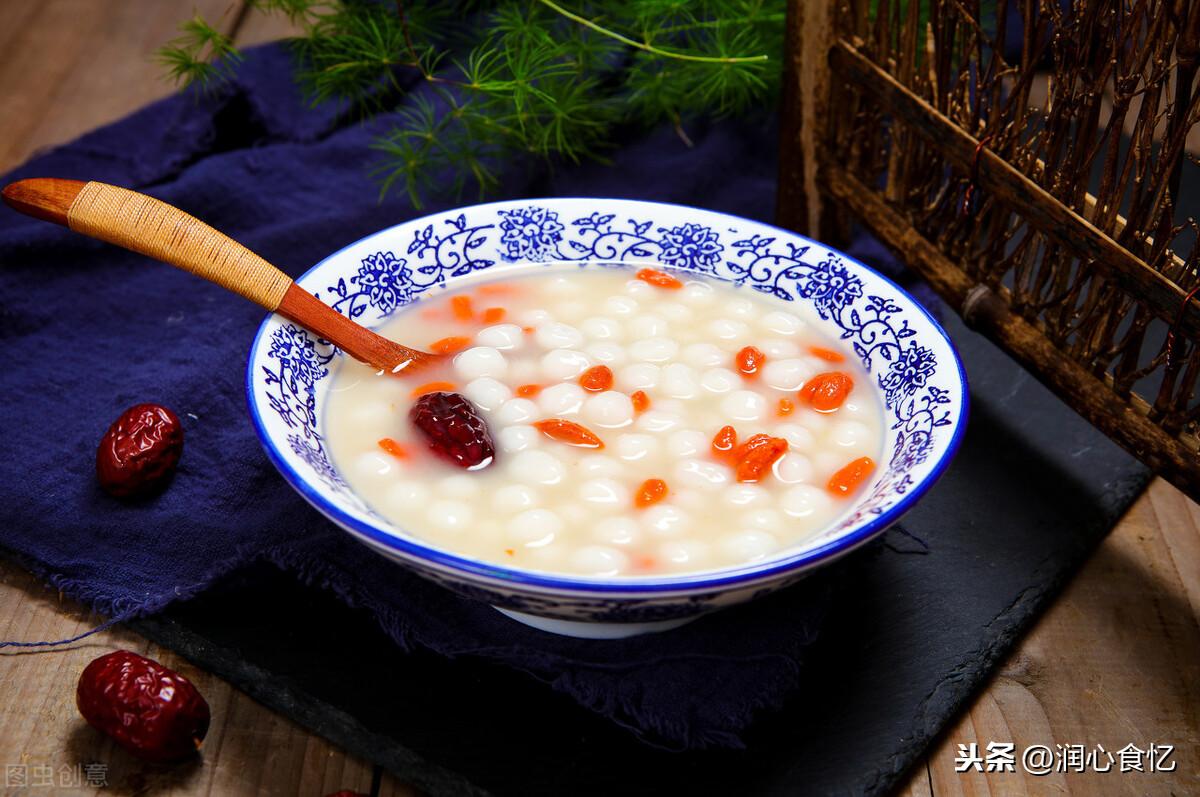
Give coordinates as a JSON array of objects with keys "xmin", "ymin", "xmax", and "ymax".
[{"xmin": 2, "ymin": 178, "xmax": 432, "ymax": 372}]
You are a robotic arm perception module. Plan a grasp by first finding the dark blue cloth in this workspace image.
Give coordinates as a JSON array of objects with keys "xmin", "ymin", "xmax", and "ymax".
[{"xmin": 0, "ymin": 44, "xmax": 909, "ymax": 749}]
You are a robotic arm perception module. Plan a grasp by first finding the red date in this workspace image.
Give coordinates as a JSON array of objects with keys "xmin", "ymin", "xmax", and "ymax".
[
  {"xmin": 76, "ymin": 650, "xmax": 210, "ymax": 762},
  {"xmin": 410, "ymin": 392, "xmax": 495, "ymax": 469},
  {"xmin": 96, "ymin": 403, "xmax": 183, "ymax": 497}
]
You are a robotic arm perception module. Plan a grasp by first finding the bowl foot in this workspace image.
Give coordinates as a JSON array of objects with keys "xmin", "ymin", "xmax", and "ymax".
[{"xmin": 493, "ymin": 607, "xmax": 695, "ymax": 639}]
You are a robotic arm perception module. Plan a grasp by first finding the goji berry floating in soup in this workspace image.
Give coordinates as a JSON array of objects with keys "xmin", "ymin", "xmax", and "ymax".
[{"xmin": 324, "ymin": 266, "xmax": 883, "ymax": 577}]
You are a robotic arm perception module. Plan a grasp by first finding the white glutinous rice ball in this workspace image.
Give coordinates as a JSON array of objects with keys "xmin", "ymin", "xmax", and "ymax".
[
  {"xmin": 384, "ymin": 481, "xmax": 428, "ymax": 511},
  {"xmin": 657, "ymin": 302, "xmax": 693, "ymax": 322},
  {"xmin": 629, "ymin": 337, "xmax": 678, "ymax": 363},
  {"xmin": 439, "ymin": 474, "xmax": 481, "ymax": 498},
  {"xmin": 569, "ymin": 545, "xmax": 629, "ymax": 576},
  {"xmin": 577, "ymin": 453, "xmax": 622, "ymax": 477},
  {"xmin": 666, "ymin": 429, "xmax": 708, "ymax": 458},
  {"xmin": 673, "ymin": 459, "xmax": 729, "ymax": 491},
  {"xmin": 670, "ymin": 488, "xmax": 707, "ymax": 511},
  {"xmin": 509, "ymin": 450, "xmax": 566, "ymax": 485},
  {"xmin": 681, "ymin": 280, "xmax": 715, "ymax": 306},
  {"xmin": 781, "ymin": 484, "xmax": 831, "ymax": 518},
  {"xmin": 630, "ymin": 314, "xmax": 669, "ymax": 338},
  {"xmin": 525, "ymin": 545, "xmax": 566, "ymax": 570},
  {"xmin": 761, "ymin": 310, "xmax": 804, "ymax": 335},
  {"xmin": 718, "ymin": 530, "xmax": 779, "ymax": 563},
  {"xmin": 347, "ymin": 400, "xmax": 392, "ymax": 430},
  {"xmin": 506, "ymin": 359, "xmax": 541, "ymax": 386},
  {"xmin": 592, "ymin": 517, "xmax": 640, "ymax": 546},
  {"xmin": 700, "ymin": 368, "xmax": 740, "ymax": 394},
  {"xmin": 773, "ymin": 453, "xmax": 814, "ymax": 484},
  {"xmin": 616, "ymin": 363, "xmax": 660, "ymax": 392},
  {"xmin": 661, "ymin": 363, "xmax": 699, "ymax": 399},
  {"xmin": 354, "ymin": 451, "xmax": 393, "ymax": 478},
  {"xmin": 720, "ymin": 390, "xmax": 767, "ymax": 422},
  {"xmin": 541, "ymin": 349, "xmax": 592, "ymax": 380},
  {"xmin": 762, "ymin": 359, "xmax": 814, "ymax": 391},
  {"xmin": 838, "ymin": 399, "xmax": 865, "ymax": 418},
  {"xmin": 636, "ymin": 409, "xmax": 684, "ymax": 434},
  {"xmin": 583, "ymin": 341, "xmax": 627, "ymax": 367},
  {"xmin": 492, "ymin": 484, "xmax": 538, "ymax": 513},
  {"xmin": 659, "ymin": 540, "xmax": 711, "ymax": 569},
  {"xmin": 815, "ymin": 450, "xmax": 850, "ymax": 474},
  {"xmin": 555, "ymin": 300, "xmax": 588, "ymax": 320},
  {"xmin": 624, "ymin": 278, "xmax": 654, "ymax": 298},
  {"xmin": 495, "ymin": 398, "xmax": 539, "ymax": 425},
  {"xmin": 496, "ymin": 425, "xmax": 539, "ymax": 453},
  {"xmin": 614, "ymin": 433, "xmax": 660, "ymax": 462},
  {"xmin": 708, "ymin": 318, "xmax": 749, "ymax": 341},
  {"xmin": 726, "ymin": 297, "xmax": 756, "ymax": 318},
  {"xmin": 475, "ymin": 323, "xmax": 524, "ymax": 350},
  {"xmin": 462, "ymin": 376, "xmax": 512, "ymax": 411},
  {"xmin": 641, "ymin": 504, "xmax": 689, "ymax": 536},
  {"xmin": 776, "ymin": 423, "xmax": 816, "ymax": 451},
  {"xmin": 427, "ymin": 499, "xmax": 473, "ymax": 531},
  {"xmin": 508, "ymin": 509, "xmax": 562, "ymax": 547},
  {"xmin": 831, "ymin": 420, "xmax": 872, "ymax": 449},
  {"xmin": 516, "ymin": 308, "xmax": 553, "ymax": 327},
  {"xmin": 538, "ymin": 383, "xmax": 586, "ymax": 415},
  {"xmin": 454, "ymin": 346, "xmax": 507, "ymax": 380},
  {"xmin": 582, "ymin": 391, "xmax": 634, "ymax": 428},
  {"xmin": 535, "ymin": 322, "xmax": 584, "ymax": 350},
  {"xmin": 682, "ymin": 342, "xmax": 725, "ymax": 368},
  {"xmin": 654, "ymin": 398, "xmax": 686, "ymax": 415},
  {"xmin": 760, "ymin": 338, "xmax": 801, "ymax": 358},
  {"xmin": 580, "ymin": 316, "xmax": 622, "ymax": 341},
  {"xmin": 579, "ymin": 478, "xmax": 629, "ymax": 508},
  {"xmin": 721, "ymin": 484, "xmax": 769, "ymax": 508},
  {"xmin": 544, "ymin": 275, "xmax": 579, "ymax": 296},
  {"xmin": 603, "ymin": 295, "xmax": 638, "ymax": 316},
  {"xmin": 742, "ymin": 508, "xmax": 785, "ymax": 530}
]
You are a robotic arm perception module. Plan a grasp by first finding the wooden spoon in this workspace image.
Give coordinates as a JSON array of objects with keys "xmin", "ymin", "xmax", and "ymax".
[{"xmin": 1, "ymin": 178, "xmax": 438, "ymax": 374}]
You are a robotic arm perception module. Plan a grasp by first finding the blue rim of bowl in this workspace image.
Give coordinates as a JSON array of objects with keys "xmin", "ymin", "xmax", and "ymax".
[{"xmin": 246, "ymin": 198, "xmax": 970, "ymax": 594}]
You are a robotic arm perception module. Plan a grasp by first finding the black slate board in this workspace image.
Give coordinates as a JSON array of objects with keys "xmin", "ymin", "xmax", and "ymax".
[{"xmin": 128, "ymin": 311, "xmax": 1150, "ymax": 796}]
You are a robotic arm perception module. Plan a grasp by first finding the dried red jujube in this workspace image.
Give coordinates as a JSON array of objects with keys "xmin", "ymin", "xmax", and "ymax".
[
  {"xmin": 410, "ymin": 391, "xmax": 495, "ymax": 469},
  {"xmin": 95, "ymin": 403, "xmax": 183, "ymax": 497},
  {"xmin": 76, "ymin": 650, "xmax": 211, "ymax": 762}
]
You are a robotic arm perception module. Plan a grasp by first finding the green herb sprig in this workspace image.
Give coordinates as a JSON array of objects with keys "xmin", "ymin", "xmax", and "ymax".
[{"xmin": 159, "ymin": 1, "xmax": 785, "ymax": 207}]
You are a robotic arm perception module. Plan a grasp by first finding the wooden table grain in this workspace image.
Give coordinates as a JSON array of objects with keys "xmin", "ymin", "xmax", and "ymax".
[{"xmin": 0, "ymin": 3, "xmax": 1196, "ymax": 795}]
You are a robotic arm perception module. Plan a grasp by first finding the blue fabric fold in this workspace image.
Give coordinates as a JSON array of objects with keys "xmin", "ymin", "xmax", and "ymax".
[{"xmin": 0, "ymin": 43, "xmax": 916, "ymax": 749}]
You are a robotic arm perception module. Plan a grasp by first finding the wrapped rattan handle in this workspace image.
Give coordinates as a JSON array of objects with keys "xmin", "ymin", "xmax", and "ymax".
[
  {"xmin": 66, "ymin": 181, "xmax": 292, "ymax": 310},
  {"xmin": 1, "ymin": 178, "xmax": 435, "ymax": 373}
]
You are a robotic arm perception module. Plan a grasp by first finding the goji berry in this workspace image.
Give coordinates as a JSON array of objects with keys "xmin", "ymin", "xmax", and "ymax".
[
  {"xmin": 635, "ymin": 478, "xmax": 669, "ymax": 507},
  {"xmin": 711, "ymin": 425, "xmax": 738, "ymax": 461},
  {"xmin": 636, "ymin": 268, "xmax": 683, "ymax": 289},
  {"xmin": 827, "ymin": 456, "xmax": 875, "ymax": 497},
  {"xmin": 579, "ymin": 365, "xmax": 614, "ymax": 392},
  {"xmin": 798, "ymin": 372, "xmax": 854, "ymax": 412},
  {"xmin": 533, "ymin": 418, "xmax": 605, "ymax": 449},
  {"xmin": 735, "ymin": 345, "xmax": 766, "ymax": 377}
]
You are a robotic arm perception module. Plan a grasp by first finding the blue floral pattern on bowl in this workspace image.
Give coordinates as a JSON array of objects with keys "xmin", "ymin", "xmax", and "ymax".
[{"xmin": 247, "ymin": 199, "xmax": 968, "ymax": 626}]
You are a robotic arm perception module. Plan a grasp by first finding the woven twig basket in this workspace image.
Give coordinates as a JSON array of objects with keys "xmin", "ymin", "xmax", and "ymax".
[{"xmin": 778, "ymin": 0, "xmax": 1200, "ymax": 500}]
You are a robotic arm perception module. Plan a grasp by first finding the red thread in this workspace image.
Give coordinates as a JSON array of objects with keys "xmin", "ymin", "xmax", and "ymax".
[
  {"xmin": 961, "ymin": 133, "xmax": 995, "ymax": 216},
  {"xmin": 1165, "ymin": 283, "xmax": 1200, "ymax": 368}
]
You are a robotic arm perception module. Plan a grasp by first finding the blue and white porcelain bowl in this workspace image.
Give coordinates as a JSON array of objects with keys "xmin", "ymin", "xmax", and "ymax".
[{"xmin": 247, "ymin": 199, "xmax": 967, "ymax": 638}]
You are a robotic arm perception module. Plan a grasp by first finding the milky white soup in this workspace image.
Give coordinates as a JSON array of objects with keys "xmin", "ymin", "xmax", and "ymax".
[{"xmin": 324, "ymin": 265, "xmax": 883, "ymax": 577}]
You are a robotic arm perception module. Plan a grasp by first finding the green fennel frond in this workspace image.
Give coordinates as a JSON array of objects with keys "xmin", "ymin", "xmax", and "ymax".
[
  {"xmin": 159, "ymin": 0, "xmax": 787, "ymax": 205},
  {"xmin": 157, "ymin": 14, "xmax": 243, "ymax": 90}
]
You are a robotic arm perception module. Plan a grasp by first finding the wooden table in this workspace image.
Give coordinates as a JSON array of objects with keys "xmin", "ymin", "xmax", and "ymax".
[{"xmin": 0, "ymin": 3, "xmax": 1196, "ymax": 795}]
